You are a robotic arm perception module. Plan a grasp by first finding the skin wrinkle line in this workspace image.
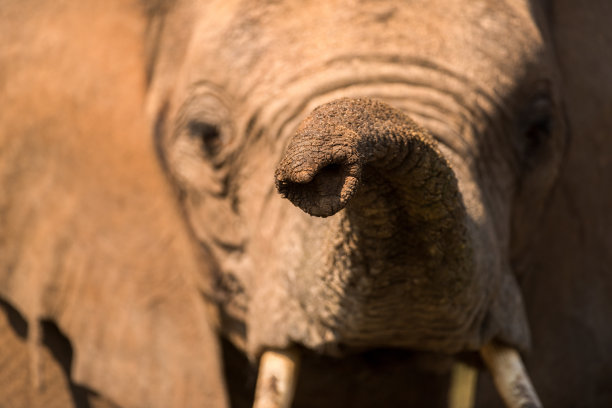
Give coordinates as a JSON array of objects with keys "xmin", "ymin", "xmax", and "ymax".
[
  {"xmin": 280, "ymin": 53, "xmax": 507, "ymax": 111},
  {"xmin": 304, "ymin": 87, "xmax": 473, "ymax": 145},
  {"xmin": 389, "ymin": 101, "xmax": 471, "ymax": 158},
  {"xmin": 269, "ymin": 84, "xmax": 472, "ymax": 177},
  {"xmin": 228, "ymin": 62, "xmax": 519, "ymax": 207},
  {"xmin": 298, "ymin": 54, "xmax": 512, "ymax": 120},
  {"xmin": 278, "ymin": 83, "xmax": 504, "ymax": 174},
  {"xmin": 269, "ymin": 76, "xmax": 478, "ymax": 144},
  {"xmin": 238, "ymin": 56, "xmax": 503, "ymax": 142}
]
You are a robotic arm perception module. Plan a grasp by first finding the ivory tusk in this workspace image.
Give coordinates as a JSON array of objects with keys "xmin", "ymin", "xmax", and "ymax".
[
  {"xmin": 448, "ymin": 361, "xmax": 478, "ymax": 408},
  {"xmin": 480, "ymin": 342, "xmax": 542, "ymax": 408},
  {"xmin": 253, "ymin": 348, "xmax": 300, "ymax": 408}
]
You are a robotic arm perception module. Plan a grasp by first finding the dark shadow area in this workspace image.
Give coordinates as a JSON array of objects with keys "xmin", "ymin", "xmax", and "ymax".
[
  {"xmin": 0, "ymin": 298, "xmax": 119, "ymax": 408},
  {"xmin": 0, "ymin": 297, "xmax": 28, "ymax": 338},
  {"xmin": 41, "ymin": 319, "xmax": 119, "ymax": 408},
  {"xmin": 221, "ymin": 336, "xmax": 452, "ymax": 408},
  {"xmin": 221, "ymin": 337, "xmax": 257, "ymax": 408}
]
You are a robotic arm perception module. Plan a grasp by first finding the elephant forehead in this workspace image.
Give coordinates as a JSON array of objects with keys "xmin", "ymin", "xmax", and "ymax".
[{"xmin": 188, "ymin": 0, "xmax": 543, "ymax": 97}]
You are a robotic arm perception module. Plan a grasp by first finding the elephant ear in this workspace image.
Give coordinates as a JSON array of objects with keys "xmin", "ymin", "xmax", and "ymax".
[
  {"xmin": 0, "ymin": 1, "xmax": 228, "ymax": 408},
  {"xmin": 477, "ymin": 1, "xmax": 612, "ymax": 406}
]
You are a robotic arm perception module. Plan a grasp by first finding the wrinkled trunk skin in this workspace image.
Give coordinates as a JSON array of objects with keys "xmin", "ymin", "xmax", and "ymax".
[{"xmin": 264, "ymin": 98, "xmax": 528, "ymax": 355}]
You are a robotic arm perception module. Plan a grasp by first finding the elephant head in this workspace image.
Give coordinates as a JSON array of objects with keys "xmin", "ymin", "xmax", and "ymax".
[
  {"xmin": 11, "ymin": 0, "xmax": 609, "ymax": 407},
  {"xmin": 150, "ymin": 0, "xmax": 566, "ymax": 406}
]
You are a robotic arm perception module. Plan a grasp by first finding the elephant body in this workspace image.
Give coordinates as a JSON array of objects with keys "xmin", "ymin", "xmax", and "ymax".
[{"xmin": 1, "ymin": 0, "xmax": 612, "ymax": 407}]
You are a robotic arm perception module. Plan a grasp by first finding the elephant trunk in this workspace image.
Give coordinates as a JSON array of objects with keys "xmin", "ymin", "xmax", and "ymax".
[
  {"xmin": 275, "ymin": 97, "xmax": 475, "ymax": 353},
  {"xmin": 275, "ymin": 97, "xmax": 464, "ymax": 228},
  {"xmin": 271, "ymin": 97, "xmax": 541, "ymax": 408}
]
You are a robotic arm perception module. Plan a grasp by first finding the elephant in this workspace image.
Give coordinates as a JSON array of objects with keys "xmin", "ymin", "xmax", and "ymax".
[{"xmin": 1, "ymin": 0, "xmax": 612, "ymax": 407}]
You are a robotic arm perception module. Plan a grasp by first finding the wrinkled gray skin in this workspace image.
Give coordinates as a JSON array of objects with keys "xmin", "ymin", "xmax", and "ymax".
[
  {"xmin": 152, "ymin": 0, "xmax": 565, "ymax": 371},
  {"xmin": 3, "ymin": 0, "xmax": 612, "ymax": 407}
]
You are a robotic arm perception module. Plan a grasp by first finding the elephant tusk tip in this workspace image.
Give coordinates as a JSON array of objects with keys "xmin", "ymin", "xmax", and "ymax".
[
  {"xmin": 480, "ymin": 342, "xmax": 542, "ymax": 408},
  {"xmin": 252, "ymin": 348, "xmax": 301, "ymax": 408}
]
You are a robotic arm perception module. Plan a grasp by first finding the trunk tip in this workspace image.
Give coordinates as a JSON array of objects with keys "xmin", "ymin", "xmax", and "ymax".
[{"xmin": 275, "ymin": 161, "xmax": 361, "ymax": 217}]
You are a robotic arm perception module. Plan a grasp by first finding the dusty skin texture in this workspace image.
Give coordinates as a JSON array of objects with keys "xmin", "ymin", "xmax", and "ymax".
[
  {"xmin": 477, "ymin": 1, "xmax": 612, "ymax": 406},
  {"xmin": 155, "ymin": 0, "xmax": 558, "ymax": 374},
  {"xmin": 0, "ymin": 300, "xmax": 119, "ymax": 408},
  {"xmin": 0, "ymin": 0, "xmax": 612, "ymax": 407},
  {"xmin": 0, "ymin": 300, "xmax": 74, "ymax": 408},
  {"xmin": 0, "ymin": 1, "xmax": 228, "ymax": 408},
  {"xmin": 273, "ymin": 97, "xmax": 526, "ymax": 354}
]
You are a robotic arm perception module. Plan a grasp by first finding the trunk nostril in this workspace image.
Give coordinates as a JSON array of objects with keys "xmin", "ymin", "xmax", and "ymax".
[
  {"xmin": 313, "ymin": 162, "xmax": 344, "ymax": 194},
  {"xmin": 276, "ymin": 160, "xmax": 360, "ymax": 217}
]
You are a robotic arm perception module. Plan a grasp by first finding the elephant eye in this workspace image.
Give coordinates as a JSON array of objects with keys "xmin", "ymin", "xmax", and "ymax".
[
  {"xmin": 524, "ymin": 109, "xmax": 552, "ymax": 154},
  {"xmin": 518, "ymin": 94, "xmax": 554, "ymax": 169},
  {"xmin": 188, "ymin": 121, "xmax": 225, "ymax": 159},
  {"xmin": 163, "ymin": 89, "xmax": 234, "ymax": 196}
]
